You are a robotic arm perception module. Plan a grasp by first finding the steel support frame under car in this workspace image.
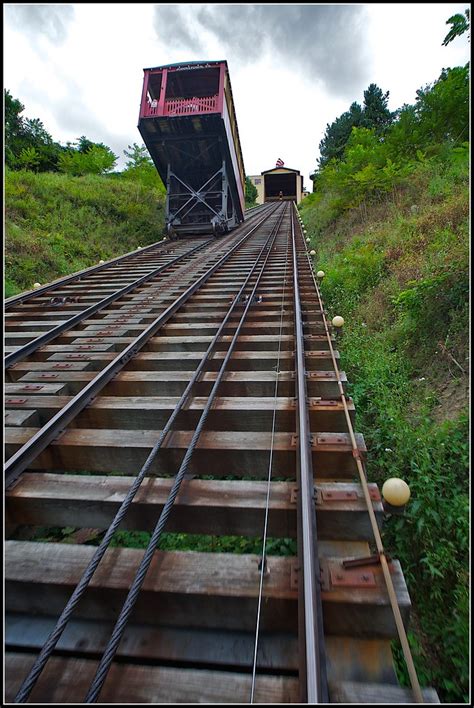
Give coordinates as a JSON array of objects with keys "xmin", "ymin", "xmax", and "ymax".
[{"xmin": 166, "ymin": 159, "xmax": 238, "ymax": 237}]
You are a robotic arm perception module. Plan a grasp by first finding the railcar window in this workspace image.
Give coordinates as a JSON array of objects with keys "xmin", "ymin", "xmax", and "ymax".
[
  {"xmin": 165, "ymin": 68, "xmax": 220, "ymax": 100},
  {"xmin": 147, "ymin": 74, "xmax": 162, "ymax": 101}
]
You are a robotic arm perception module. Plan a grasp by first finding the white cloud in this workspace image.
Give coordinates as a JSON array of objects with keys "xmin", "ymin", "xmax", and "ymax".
[{"xmin": 4, "ymin": 3, "xmax": 470, "ymax": 182}]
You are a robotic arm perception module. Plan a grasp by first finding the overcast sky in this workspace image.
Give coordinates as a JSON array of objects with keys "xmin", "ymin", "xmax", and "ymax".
[{"xmin": 4, "ymin": 3, "xmax": 470, "ymax": 189}]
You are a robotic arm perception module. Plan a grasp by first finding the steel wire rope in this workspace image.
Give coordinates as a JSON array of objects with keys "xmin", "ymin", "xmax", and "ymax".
[
  {"xmin": 300, "ymin": 218, "xmax": 424, "ymax": 703},
  {"xmin": 83, "ymin": 204, "xmax": 288, "ymax": 702},
  {"xmin": 13, "ymin": 206, "xmax": 283, "ymax": 704},
  {"xmin": 249, "ymin": 212, "xmax": 291, "ymax": 703}
]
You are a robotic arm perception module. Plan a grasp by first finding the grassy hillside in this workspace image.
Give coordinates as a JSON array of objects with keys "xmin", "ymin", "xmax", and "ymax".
[
  {"xmin": 300, "ymin": 144, "xmax": 469, "ymax": 702},
  {"xmin": 5, "ymin": 168, "xmax": 166, "ymax": 297}
]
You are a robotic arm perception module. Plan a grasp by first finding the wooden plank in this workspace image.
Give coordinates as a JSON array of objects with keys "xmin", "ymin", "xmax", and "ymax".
[
  {"xmin": 329, "ymin": 680, "xmax": 439, "ymax": 703},
  {"xmin": 7, "ymin": 475, "xmax": 381, "ymax": 540},
  {"xmin": 5, "ymin": 616, "xmax": 398, "ymax": 685},
  {"xmin": 325, "ymin": 637, "xmax": 398, "ymax": 685},
  {"xmin": 5, "ymin": 542, "xmax": 409, "ymax": 636},
  {"xmin": 7, "ymin": 349, "xmax": 339, "ymax": 374},
  {"xmin": 4, "ymin": 410, "xmax": 40, "ymax": 427},
  {"xmin": 5, "ymin": 653, "xmax": 300, "ymax": 703},
  {"xmin": 5, "ymin": 427, "xmax": 365, "ymax": 478},
  {"xmin": 6, "ymin": 361, "xmax": 91, "ymax": 383},
  {"xmin": 5, "ymin": 613, "xmax": 298, "ymax": 671},
  {"xmin": 5, "ymin": 383, "xmax": 68, "ymax": 395},
  {"xmin": 4, "ymin": 395, "xmax": 354, "ymax": 432},
  {"xmin": 14, "ymin": 369, "xmax": 347, "ymax": 398}
]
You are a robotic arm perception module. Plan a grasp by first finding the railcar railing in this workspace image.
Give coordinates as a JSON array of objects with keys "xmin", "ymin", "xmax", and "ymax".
[{"xmin": 143, "ymin": 95, "xmax": 219, "ymax": 118}]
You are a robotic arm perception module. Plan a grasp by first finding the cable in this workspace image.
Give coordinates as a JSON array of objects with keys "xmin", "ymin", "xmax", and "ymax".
[
  {"xmin": 13, "ymin": 206, "xmax": 282, "ymax": 704},
  {"xmin": 83, "ymin": 205, "xmax": 287, "ymax": 702},
  {"xmin": 250, "ymin": 210, "xmax": 291, "ymax": 703}
]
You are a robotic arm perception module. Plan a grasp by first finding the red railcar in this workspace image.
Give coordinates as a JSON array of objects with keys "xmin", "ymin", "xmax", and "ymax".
[{"xmin": 138, "ymin": 60, "xmax": 246, "ymax": 236}]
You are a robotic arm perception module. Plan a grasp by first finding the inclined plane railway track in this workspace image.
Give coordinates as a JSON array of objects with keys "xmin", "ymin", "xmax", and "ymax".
[{"xmin": 4, "ymin": 203, "xmax": 437, "ymax": 703}]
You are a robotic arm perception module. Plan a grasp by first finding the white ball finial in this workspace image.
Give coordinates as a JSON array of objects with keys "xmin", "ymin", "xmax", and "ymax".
[
  {"xmin": 33, "ymin": 282, "xmax": 41, "ymax": 289},
  {"xmin": 382, "ymin": 478, "xmax": 411, "ymax": 506},
  {"xmin": 99, "ymin": 260, "xmax": 105, "ymax": 264},
  {"xmin": 309, "ymin": 249, "xmax": 316, "ymax": 256},
  {"xmin": 137, "ymin": 246, "xmax": 142, "ymax": 249},
  {"xmin": 306, "ymin": 237, "xmax": 310, "ymax": 243},
  {"xmin": 317, "ymin": 270, "xmax": 325, "ymax": 278},
  {"xmin": 332, "ymin": 315, "xmax": 344, "ymax": 327}
]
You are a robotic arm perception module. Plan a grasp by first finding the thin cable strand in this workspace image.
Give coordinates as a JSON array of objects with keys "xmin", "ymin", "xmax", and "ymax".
[{"xmin": 250, "ymin": 216, "xmax": 291, "ymax": 703}]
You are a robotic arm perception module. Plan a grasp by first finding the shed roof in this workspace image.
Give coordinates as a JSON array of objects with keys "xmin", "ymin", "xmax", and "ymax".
[{"xmin": 262, "ymin": 167, "xmax": 301, "ymax": 175}]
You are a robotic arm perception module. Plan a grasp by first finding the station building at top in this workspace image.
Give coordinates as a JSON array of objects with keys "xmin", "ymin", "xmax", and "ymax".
[{"xmin": 248, "ymin": 166, "xmax": 308, "ymax": 204}]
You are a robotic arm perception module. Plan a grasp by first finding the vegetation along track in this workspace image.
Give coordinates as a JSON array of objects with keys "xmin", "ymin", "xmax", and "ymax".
[{"xmin": 5, "ymin": 202, "xmax": 438, "ymax": 703}]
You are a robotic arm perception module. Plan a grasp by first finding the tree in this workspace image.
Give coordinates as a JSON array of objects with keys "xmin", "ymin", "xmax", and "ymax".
[
  {"xmin": 361, "ymin": 84, "xmax": 393, "ymax": 135},
  {"xmin": 245, "ymin": 176, "xmax": 258, "ymax": 206},
  {"xmin": 121, "ymin": 143, "xmax": 165, "ymax": 191},
  {"xmin": 442, "ymin": 9, "xmax": 470, "ymax": 46},
  {"xmin": 414, "ymin": 65, "xmax": 469, "ymax": 144},
  {"xmin": 5, "ymin": 90, "xmax": 25, "ymax": 166},
  {"xmin": 58, "ymin": 145, "xmax": 118, "ymax": 176},
  {"xmin": 123, "ymin": 143, "xmax": 152, "ymax": 169},
  {"xmin": 318, "ymin": 101, "xmax": 363, "ymax": 167},
  {"xmin": 4, "ymin": 89, "xmax": 65, "ymax": 171},
  {"xmin": 17, "ymin": 146, "xmax": 41, "ymax": 171}
]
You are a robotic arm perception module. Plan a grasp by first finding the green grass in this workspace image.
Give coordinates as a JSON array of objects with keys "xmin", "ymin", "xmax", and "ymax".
[
  {"xmin": 300, "ymin": 144, "xmax": 469, "ymax": 702},
  {"xmin": 5, "ymin": 168, "xmax": 166, "ymax": 296},
  {"xmin": 29, "ymin": 526, "xmax": 297, "ymax": 556}
]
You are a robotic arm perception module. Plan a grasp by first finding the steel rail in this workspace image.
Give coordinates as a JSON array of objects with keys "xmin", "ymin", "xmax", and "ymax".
[
  {"xmin": 4, "ymin": 239, "xmax": 213, "ymax": 368},
  {"xmin": 290, "ymin": 205, "xmax": 328, "ymax": 703},
  {"xmin": 250, "ymin": 213, "xmax": 291, "ymax": 703},
  {"xmin": 299, "ymin": 212, "xmax": 424, "ymax": 703},
  {"xmin": 5, "ymin": 204, "xmax": 281, "ymax": 491},
  {"xmin": 4, "ymin": 202, "xmax": 272, "ymax": 310},
  {"xmin": 3, "ymin": 239, "xmax": 175, "ymax": 310},
  {"xmin": 83, "ymin": 206, "xmax": 289, "ymax": 703},
  {"xmin": 13, "ymin": 203, "xmax": 286, "ymax": 705}
]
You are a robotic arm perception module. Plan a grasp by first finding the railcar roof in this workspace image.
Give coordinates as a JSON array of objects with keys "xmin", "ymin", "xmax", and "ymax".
[{"xmin": 144, "ymin": 60, "xmax": 227, "ymax": 72}]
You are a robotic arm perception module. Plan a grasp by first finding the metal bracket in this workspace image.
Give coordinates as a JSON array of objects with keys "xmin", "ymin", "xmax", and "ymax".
[
  {"xmin": 20, "ymin": 384, "xmax": 44, "ymax": 391},
  {"xmin": 366, "ymin": 487, "xmax": 382, "ymax": 502},
  {"xmin": 319, "ymin": 559, "xmax": 377, "ymax": 589},
  {"xmin": 6, "ymin": 398, "xmax": 27, "ymax": 405},
  {"xmin": 330, "ymin": 565, "xmax": 376, "ymax": 588},
  {"xmin": 290, "ymin": 561, "xmax": 299, "ymax": 590},
  {"xmin": 342, "ymin": 554, "xmax": 390, "ymax": 569},
  {"xmin": 316, "ymin": 435, "xmax": 345, "ymax": 445},
  {"xmin": 321, "ymin": 489, "xmax": 358, "ymax": 502},
  {"xmin": 314, "ymin": 487, "xmax": 322, "ymax": 505}
]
